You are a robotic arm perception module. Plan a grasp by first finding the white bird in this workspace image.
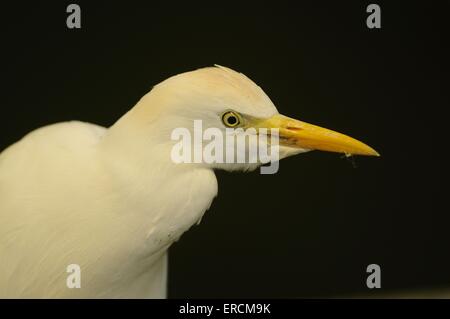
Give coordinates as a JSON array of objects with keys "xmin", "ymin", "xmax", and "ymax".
[{"xmin": 0, "ymin": 66, "xmax": 378, "ymax": 298}]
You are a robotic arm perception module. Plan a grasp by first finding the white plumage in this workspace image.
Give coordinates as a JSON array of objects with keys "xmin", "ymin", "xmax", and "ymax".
[{"xmin": 0, "ymin": 66, "xmax": 377, "ymax": 298}]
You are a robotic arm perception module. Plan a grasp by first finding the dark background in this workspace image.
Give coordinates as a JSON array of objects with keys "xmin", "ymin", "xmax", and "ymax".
[{"xmin": 1, "ymin": 1, "xmax": 448, "ymax": 298}]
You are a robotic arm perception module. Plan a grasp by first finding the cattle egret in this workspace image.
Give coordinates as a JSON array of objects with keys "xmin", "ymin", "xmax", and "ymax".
[{"xmin": 0, "ymin": 66, "xmax": 378, "ymax": 298}]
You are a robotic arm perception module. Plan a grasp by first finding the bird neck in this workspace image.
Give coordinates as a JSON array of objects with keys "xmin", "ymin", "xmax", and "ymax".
[{"xmin": 97, "ymin": 112, "xmax": 218, "ymax": 249}]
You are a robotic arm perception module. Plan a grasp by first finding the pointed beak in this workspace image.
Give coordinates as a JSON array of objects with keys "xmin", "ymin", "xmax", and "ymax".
[{"xmin": 252, "ymin": 114, "xmax": 380, "ymax": 156}]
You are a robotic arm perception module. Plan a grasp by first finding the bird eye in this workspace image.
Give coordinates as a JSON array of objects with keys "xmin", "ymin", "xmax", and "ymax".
[{"xmin": 222, "ymin": 111, "xmax": 241, "ymax": 127}]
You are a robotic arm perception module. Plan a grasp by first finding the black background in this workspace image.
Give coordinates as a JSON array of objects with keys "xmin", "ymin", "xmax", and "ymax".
[{"xmin": 1, "ymin": 1, "xmax": 449, "ymax": 298}]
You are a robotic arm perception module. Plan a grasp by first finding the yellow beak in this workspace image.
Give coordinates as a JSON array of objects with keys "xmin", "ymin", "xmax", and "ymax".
[{"xmin": 252, "ymin": 114, "xmax": 379, "ymax": 156}]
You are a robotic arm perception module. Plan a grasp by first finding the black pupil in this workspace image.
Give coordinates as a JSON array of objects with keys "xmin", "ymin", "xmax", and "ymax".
[{"xmin": 227, "ymin": 115, "xmax": 237, "ymax": 125}]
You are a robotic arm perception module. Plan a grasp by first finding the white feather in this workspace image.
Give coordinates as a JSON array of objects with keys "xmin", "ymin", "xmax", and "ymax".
[{"xmin": 0, "ymin": 66, "xmax": 283, "ymax": 298}]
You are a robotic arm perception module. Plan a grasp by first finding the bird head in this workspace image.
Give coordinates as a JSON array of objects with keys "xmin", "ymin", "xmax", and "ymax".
[{"xmin": 110, "ymin": 65, "xmax": 379, "ymax": 172}]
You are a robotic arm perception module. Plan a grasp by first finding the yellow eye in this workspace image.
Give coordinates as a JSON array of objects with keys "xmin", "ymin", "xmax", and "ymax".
[{"xmin": 222, "ymin": 111, "xmax": 241, "ymax": 127}]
